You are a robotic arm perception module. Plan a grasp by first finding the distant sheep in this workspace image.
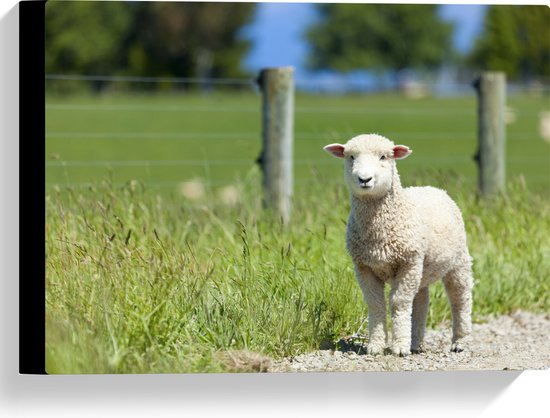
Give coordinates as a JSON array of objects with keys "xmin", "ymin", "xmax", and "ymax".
[{"xmin": 324, "ymin": 134, "xmax": 473, "ymax": 356}]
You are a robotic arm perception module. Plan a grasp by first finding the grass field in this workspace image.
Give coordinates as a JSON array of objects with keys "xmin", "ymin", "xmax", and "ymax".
[
  {"xmin": 45, "ymin": 90, "xmax": 550, "ymax": 373},
  {"xmin": 46, "ymin": 90, "xmax": 550, "ymax": 193}
]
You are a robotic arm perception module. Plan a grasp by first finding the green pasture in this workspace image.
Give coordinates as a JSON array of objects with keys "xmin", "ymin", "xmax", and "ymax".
[
  {"xmin": 45, "ymin": 90, "xmax": 550, "ymax": 374},
  {"xmin": 46, "ymin": 91, "xmax": 550, "ymax": 194}
]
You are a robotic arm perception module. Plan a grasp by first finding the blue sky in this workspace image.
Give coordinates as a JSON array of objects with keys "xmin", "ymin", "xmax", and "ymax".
[{"xmin": 242, "ymin": 3, "xmax": 488, "ymax": 76}]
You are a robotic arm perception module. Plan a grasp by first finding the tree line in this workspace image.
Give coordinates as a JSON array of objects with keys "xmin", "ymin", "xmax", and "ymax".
[
  {"xmin": 46, "ymin": 2, "xmax": 549, "ymax": 90},
  {"xmin": 45, "ymin": 1, "xmax": 255, "ymax": 85}
]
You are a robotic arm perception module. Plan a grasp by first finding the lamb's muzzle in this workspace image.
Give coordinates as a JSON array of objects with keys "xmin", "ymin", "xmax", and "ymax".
[{"xmin": 358, "ymin": 176, "xmax": 373, "ymax": 189}]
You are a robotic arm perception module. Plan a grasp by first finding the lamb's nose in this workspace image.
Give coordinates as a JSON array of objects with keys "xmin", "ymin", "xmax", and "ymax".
[{"xmin": 358, "ymin": 176, "xmax": 373, "ymax": 184}]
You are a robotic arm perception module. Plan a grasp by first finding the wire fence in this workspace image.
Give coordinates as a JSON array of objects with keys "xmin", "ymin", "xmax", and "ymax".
[
  {"xmin": 45, "ymin": 73, "xmax": 550, "ymax": 94},
  {"xmin": 46, "ymin": 103, "xmax": 493, "ymax": 116},
  {"xmin": 45, "ymin": 74, "xmax": 550, "ymax": 192},
  {"xmin": 46, "ymin": 74, "xmax": 257, "ymax": 87},
  {"xmin": 44, "ymin": 131, "xmax": 542, "ymax": 141},
  {"xmin": 46, "ymin": 154, "xmax": 546, "ymax": 168}
]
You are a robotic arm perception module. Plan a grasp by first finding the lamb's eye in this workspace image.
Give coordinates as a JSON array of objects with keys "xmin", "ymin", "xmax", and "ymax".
[
  {"xmin": 380, "ymin": 155, "xmax": 386, "ymax": 161},
  {"xmin": 350, "ymin": 155, "xmax": 354, "ymax": 161}
]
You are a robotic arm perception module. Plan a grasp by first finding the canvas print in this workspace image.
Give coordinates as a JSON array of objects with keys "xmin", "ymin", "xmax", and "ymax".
[{"xmin": 43, "ymin": 1, "xmax": 550, "ymax": 374}]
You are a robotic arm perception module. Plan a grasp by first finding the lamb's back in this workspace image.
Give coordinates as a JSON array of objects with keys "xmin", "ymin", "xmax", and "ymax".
[
  {"xmin": 403, "ymin": 186, "xmax": 469, "ymax": 273},
  {"xmin": 403, "ymin": 186, "xmax": 464, "ymax": 233}
]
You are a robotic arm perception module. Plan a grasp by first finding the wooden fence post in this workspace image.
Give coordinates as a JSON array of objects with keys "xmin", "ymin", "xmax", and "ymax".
[
  {"xmin": 257, "ymin": 67, "xmax": 294, "ymax": 224},
  {"xmin": 473, "ymin": 72, "xmax": 506, "ymax": 196}
]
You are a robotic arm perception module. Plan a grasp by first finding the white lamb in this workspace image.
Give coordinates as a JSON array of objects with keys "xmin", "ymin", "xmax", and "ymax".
[{"xmin": 324, "ymin": 134, "xmax": 473, "ymax": 356}]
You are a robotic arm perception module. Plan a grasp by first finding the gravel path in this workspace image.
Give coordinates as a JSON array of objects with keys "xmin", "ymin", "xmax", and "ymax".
[{"xmin": 270, "ymin": 311, "xmax": 550, "ymax": 372}]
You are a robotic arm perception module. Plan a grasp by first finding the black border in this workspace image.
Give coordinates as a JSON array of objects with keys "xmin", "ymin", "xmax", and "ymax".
[{"xmin": 19, "ymin": 0, "xmax": 46, "ymax": 374}]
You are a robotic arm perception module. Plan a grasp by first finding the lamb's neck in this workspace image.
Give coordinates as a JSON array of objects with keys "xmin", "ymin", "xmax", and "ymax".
[{"xmin": 350, "ymin": 183, "xmax": 406, "ymax": 226}]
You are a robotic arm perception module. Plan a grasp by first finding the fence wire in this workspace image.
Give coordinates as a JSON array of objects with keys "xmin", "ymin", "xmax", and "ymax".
[{"xmin": 45, "ymin": 74, "xmax": 550, "ymax": 191}]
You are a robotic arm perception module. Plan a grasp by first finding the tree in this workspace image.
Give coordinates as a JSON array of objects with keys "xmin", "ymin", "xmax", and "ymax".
[
  {"xmin": 469, "ymin": 5, "xmax": 550, "ymax": 81},
  {"xmin": 122, "ymin": 2, "xmax": 255, "ymax": 79},
  {"xmin": 45, "ymin": 1, "xmax": 256, "ymax": 89},
  {"xmin": 45, "ymin": 1, "xmax": 132, "ymax": 76},
  {"xmin": 306, "ymin": 4, "xmax": 454, "ymax": 78}
]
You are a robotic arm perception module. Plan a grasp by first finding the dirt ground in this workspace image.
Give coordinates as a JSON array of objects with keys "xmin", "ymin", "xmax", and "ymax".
[{"xmin": 269, "ymin": 311, "xmax": 550, "ymax": 372}]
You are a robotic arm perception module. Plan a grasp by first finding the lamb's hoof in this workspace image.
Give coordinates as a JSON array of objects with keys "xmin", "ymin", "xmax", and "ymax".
[
  {"xmin": 391, "ymin": 344, "xmax": 411, "ymax": 357},
  {"xmin": 411, "ymin": 346, "xmax": 425, "ymax": 355},
  {"xmin": 451, "ymin": 340, "xmax": 465, "ymax": 353},
  {"xmin": 366, "ymin": 344, "xmax": 385, "ymax": 356}
]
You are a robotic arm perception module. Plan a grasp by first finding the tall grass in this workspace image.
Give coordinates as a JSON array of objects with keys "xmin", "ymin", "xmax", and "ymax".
[{"xmin": 45, "ymin": 171, "xmax": 550, "ymax": 373}]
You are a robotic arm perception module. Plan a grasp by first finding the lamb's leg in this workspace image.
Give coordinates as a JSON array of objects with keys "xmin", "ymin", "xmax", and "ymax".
[
  {"xmin": 411, "ymin": 286, "xmax": 429, "ymax": 353},
  {"xmin": 389, "ymin": 262, "xmax": 422, "ymax": 356},
  {"xmin": 443, "ymin": 265, "xmax": 473, "ymax": 352},
  {"xmin": 354, "ymin": 264, "xmax": 386, "ymax": 355}
]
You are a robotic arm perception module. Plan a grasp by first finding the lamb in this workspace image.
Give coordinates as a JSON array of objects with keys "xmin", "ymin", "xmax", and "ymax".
[{"xmin": 324, "ymin": 134, "xmax": 473, "ymax": 356}]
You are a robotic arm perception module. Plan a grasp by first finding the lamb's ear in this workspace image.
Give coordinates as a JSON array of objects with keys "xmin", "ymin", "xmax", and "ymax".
[
  {"xmin": 392, "ymin": 145, "xmax": 412, "ymax": 160},
  {"xmin": 323, "ymin": 143, "xmax": 346, "ymax": 158}
]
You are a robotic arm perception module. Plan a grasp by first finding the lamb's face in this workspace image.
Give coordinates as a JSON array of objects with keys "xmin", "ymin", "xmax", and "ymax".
[{"xmin": 324, "ymin": 134, "xmax": 412, "ymax": 198}]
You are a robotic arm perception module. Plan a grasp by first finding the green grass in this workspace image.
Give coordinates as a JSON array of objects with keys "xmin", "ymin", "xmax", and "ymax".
[
  {"xmin": 45, "ymin": 91, "xmax": 550, "ymax": 373},
  {"xmin": 46, "ymin": 91, "xmax": 550, "ymax": 193},
  {"xmin": 46, "ymin": 174, "xmax": 550, "ymax": 374}
]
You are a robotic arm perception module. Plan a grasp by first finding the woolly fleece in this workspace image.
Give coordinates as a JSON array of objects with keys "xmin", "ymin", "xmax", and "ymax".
[{"xmin": 325, "ymin": 134, "xmax": 474, "ymax": 356}]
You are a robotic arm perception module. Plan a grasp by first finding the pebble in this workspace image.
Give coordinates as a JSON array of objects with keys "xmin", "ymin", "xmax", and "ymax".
[{"xmin": 271, "ymin": 311, "xmax": 550, "ymax": 372}]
